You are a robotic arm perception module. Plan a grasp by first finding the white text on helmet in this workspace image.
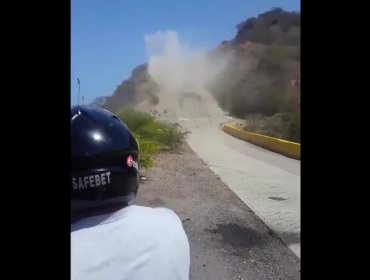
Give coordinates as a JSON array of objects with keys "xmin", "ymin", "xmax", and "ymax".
[{"xmin": 72, "ymin": 172, "xmax": 111, "ymax": 190}]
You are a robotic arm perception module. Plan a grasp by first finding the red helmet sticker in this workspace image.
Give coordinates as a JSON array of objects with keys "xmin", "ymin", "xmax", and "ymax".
[{"xmin": 127, "ymin": 155, "xmax": 133, "ymax": 167}]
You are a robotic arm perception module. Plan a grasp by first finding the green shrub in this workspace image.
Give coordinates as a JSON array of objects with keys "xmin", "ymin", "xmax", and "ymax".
[
  {"xmin": 244, "ymin": 112, "xmax": 300, "ymax": 143},
  {"xmin": 117, "ymin": 109, "xmax": 188, "ymax": 169},
  {"xmin": 133, "ymin": 133, "xmax": 160, "ymax": 170}
]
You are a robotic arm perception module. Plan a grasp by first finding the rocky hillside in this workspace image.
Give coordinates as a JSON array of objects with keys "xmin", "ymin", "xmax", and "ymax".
[
  {"xmin": 101, "ymin": 64, "xmax": 159, "ymax": 113},
  {"xmin": 97, "ymin": 7, "xmax": 300, "ymax": 141},
  {"xmin": 210, "ymin": 7, "xmax": 300, "ymax": 116},
  {"xmin": 233, "ymin": 7, "xmax": 300, "ymax": 46},
  {"xmin": 208, "ymin": 8, "xmax": 300, "ymax": 141}
]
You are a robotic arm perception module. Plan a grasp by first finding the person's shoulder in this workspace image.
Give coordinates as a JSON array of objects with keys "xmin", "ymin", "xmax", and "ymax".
[
  {"xmin": 153, "ymin": 206, "xmax": 180, "ymax": 217},
  {"xmin": 128, "ymin": 205, "xmax": 179, "ymax": 217},
  {"xmin": 154, "ymin": 207, "xmax": 184, "ymax": 223},
  {"xmin": 128, "ymin": 205, "xmax": 182, "ymax": 224}
]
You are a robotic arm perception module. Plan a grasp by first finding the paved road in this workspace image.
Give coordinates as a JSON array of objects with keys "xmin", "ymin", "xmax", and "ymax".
[{"xmin": 175, "ymin": 93, "xmax": 301, "ymax": 258}]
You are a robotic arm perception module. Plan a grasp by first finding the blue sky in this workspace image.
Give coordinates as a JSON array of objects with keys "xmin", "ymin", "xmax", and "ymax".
[{"xmin": 71, "ymin": 0, "xmax": 300, "ymax": 105}]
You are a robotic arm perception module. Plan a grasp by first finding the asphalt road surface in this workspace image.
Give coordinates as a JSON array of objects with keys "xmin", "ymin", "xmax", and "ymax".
[{"xmin": 159, "ymin": 91, "xmax": 301, "ymax": 258}]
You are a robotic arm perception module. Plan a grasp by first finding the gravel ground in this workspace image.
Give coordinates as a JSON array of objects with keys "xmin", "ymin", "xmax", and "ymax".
[{"xmin": 135, "ymin": 143, "xmax": 300, "ymax": 280}]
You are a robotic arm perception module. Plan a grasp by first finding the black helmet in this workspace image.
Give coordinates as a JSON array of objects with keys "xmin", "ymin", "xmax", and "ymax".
[{"xmin": 71, "ymin": 105, "xmax": 140, "ymax": 218}]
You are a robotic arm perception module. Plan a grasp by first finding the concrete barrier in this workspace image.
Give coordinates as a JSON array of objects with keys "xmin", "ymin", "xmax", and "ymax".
[{"xmin": 223, "ymin": 123, "xmax": 300, "ymax": 159}]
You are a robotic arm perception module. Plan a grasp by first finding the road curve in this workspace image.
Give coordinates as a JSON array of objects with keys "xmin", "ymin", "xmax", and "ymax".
[
  {"xmin": 176, "ymin": 93, "xmax": 301, "ymax": 258},
  {"xmin": 156, "ymin": 91, "xmax": 301, "ymax": 258}
]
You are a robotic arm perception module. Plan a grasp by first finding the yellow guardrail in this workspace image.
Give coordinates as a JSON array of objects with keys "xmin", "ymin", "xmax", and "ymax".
[{"xmin": 222, "ymin": 123, "xmax": 300, "ymax": 160}]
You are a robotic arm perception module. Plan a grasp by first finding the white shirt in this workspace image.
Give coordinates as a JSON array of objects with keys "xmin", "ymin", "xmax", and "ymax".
[{"xmin": 71, "ymin": 205, "xmax": 190, "ymax": 280}]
